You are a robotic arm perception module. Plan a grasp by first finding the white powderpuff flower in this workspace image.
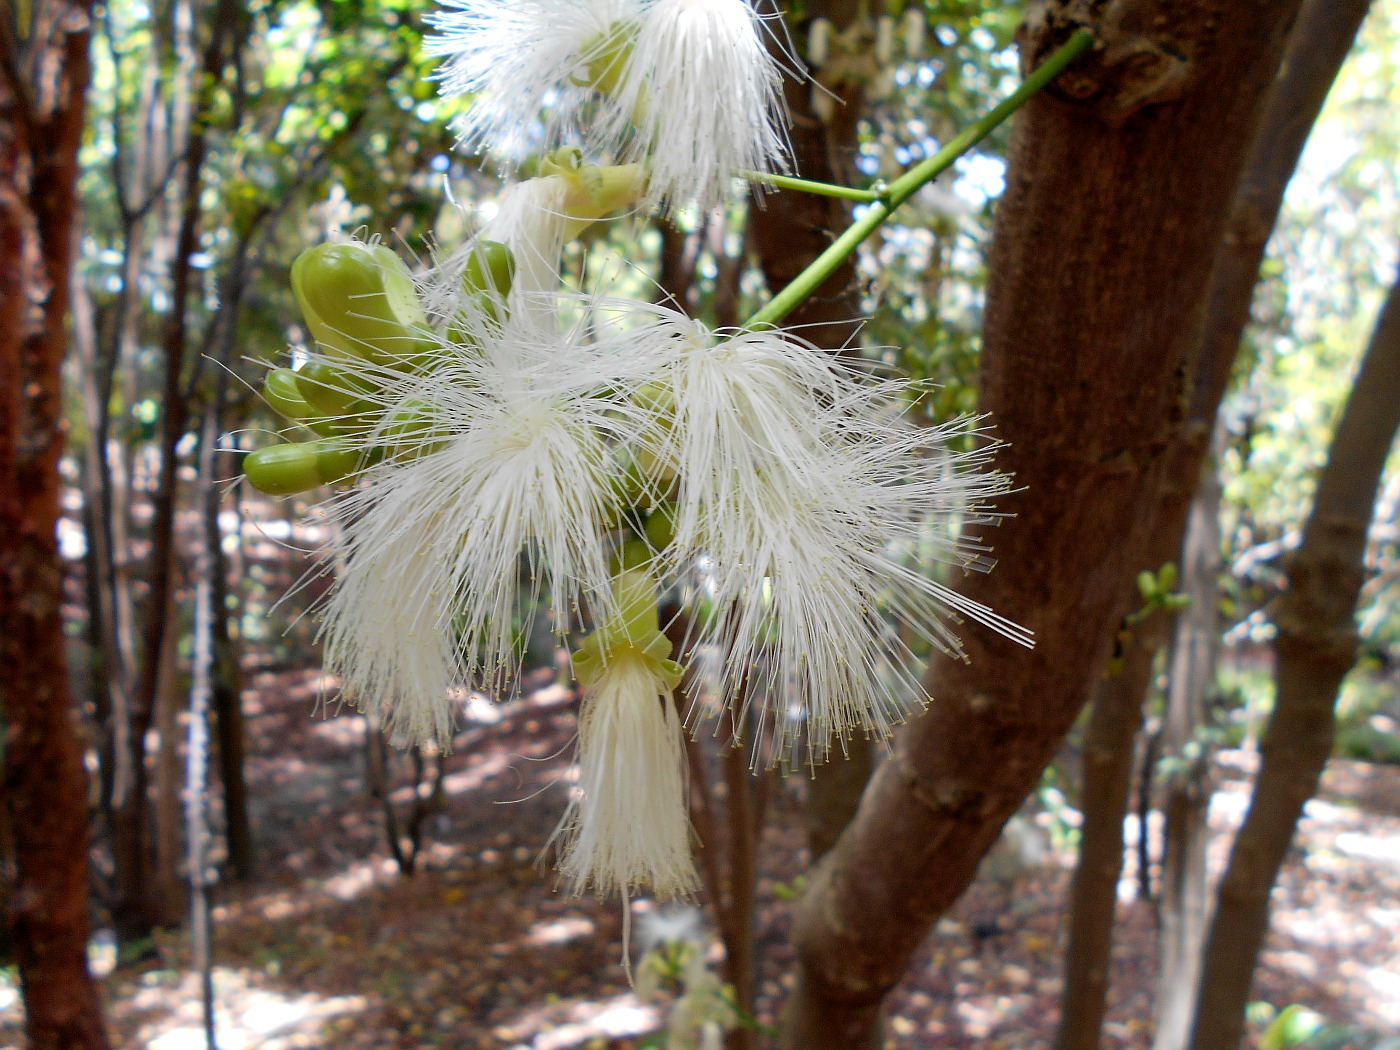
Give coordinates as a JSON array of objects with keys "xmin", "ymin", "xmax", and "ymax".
[
  {"xmin": 605, "ymin": 305, "xmax": 1030, "ymax": 763},
  {"xmin": 611, "ymin": 0, "xmax": 791, "ymax": 213},
  {"xmin": 425, "ymin": 0, "xmax": 641, "ymax": 159},
  {"xmin": 552, "ymin": 651, "xmax": 698, "ymax": 900},
  {"xmin": 426, "ymin": 0, "xmax": 792, "ymax": 212},
  {"xmin": 315, "ymin": 298, "xmax": 667, "ymax": 741}
]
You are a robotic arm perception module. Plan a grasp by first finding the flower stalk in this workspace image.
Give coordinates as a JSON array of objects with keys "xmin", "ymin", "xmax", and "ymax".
[{"xmin": 745, "ymin": 28, "xmax": 1095, "ymax": 330}]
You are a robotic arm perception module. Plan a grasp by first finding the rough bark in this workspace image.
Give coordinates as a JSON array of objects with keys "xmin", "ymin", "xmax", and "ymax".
[
  {"xmin": 0, "ymin": 0, "xmax": 112, "ymax": 1045},
  {"xmin": 1153, "ymin": 436, "xmax": 1224, "ymax": 1050},
  {"xmin": 1188, "ymin": 266, "xmax": 1400, "ymax": 1050},
  {"xmin": 779, "ymin": 4, "xmax": 1304, "ymax": 1046}
]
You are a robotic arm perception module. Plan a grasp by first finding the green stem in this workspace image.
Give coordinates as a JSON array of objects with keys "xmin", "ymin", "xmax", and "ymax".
[
  {"xmin": 745, "ymin": 29, "xmax": 1095, "ymax": 330},
  {"xmin": 743, "ymin": 171, "xmax": 888, "ymax": 204}
]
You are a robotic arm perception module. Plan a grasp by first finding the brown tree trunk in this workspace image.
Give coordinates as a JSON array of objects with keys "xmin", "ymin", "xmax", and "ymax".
[
  {"xmin": 779, "ymin": 4, "xmax": 1305, "ymax": 1046},
  {"xmin": 0, "ymin": 1, "xmax": 112, "ymax": 1045},
  {"xmin": 1188, "ymin": 265, "xmax": 1400, "ymax": 1050},
  {"xmin": 1058, "ymin": 3, "xmax": 1371, "ymax": 1044},
  {"xmin": 1055, "ymin": 628, "xmax": 1157, "ymax": 1050}
]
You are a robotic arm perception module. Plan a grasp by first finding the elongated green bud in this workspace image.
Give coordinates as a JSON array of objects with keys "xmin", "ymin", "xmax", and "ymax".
[
  {"xmin": 264, "ymin": 368, "xmax": 320, "ymax": 421},
  {"xmin": 244, "ymin": 439, "xmax": 369, "ymax": 495},
  {"xmin": 291, "ymin": 242, "xmax": 435, "ymax": 367},
  {"xmin": 294, "ymin": 361, "xmax": 377, "ymax": 420}
]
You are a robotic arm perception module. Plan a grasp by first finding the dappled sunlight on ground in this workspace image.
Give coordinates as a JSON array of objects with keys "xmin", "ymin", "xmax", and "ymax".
[
  {"xmin": 2, "ymin": 672, "xmax": 1398, "ymax": 1049},
  {"xmin": 133, "ymin": 970, "xmax": 366, "ymax": 1050},
  {"xmin": 493, "ymin": 993, "xmax": 659, "ymax": 1050}
]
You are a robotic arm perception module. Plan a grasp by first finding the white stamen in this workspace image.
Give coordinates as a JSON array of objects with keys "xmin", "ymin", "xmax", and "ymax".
[{"xmin": 553, "ymin": 653, "xmax": 698, "ymax": 899}]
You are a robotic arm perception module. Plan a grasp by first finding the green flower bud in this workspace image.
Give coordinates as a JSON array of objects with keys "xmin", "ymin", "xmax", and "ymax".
[
  {"xmin": 294, "ymin": 360, "xmax": 377, "ymax": 420},
  {"xmin": 446, "ymin": 240, "xmax": 518, "ymax": 345},
  {"xmin": 462, "ymin": 239, "xmax": 516, "ymax": 297},
  {"xmin": 244, "ymin": 439, "xmax": 367, "ymax": 496},
  {"xmin": 264, "ymin": 368, "xmax": 321, "ymax": 421},
  {"xmin": 291, "ymin": 242, "xmax": 435, "ymax": 367}
]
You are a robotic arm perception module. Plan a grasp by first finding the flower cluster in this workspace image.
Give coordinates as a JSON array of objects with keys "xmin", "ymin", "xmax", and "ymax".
[
  {"xmin": 425, "ymin": 0, "xmax": 790, "ymax": 213},
  {"xmin": 245, "ymin": 0, "xmax": 1030, "ymax": 912}
]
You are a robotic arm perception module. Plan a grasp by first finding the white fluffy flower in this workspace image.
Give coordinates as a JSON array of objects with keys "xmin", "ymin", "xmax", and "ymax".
[
  {"xmin": 610, "ymin": 0, "xmax": 790, "ymax": 213},
  {"xmin": 425, "ymin": 0, "xmax": 640, "ymax": 159},
  {"xmin": 316, "ymin": 294, "xmax": 666, "ymax": 741},
  {"xmin": 552, "ymin": 646, "xmax": 697, "ymax": 900},
  {"xmin": 605, "ymin": 304, "xmax": 1031, "ymax": 763},
  {"xmin": 426, "ymin": 0, "xmax": 790, "ymax": 212}
]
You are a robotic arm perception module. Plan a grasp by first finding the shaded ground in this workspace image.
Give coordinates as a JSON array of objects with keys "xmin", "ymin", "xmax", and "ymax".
[{"xmin": 2, "ymin": 668, "xmax": 1398, "ymax": 1049}]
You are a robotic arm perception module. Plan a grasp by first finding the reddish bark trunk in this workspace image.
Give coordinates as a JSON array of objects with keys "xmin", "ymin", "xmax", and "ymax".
[
  {"xmin": 0, "ymin": 2, "xmax": 112, "ymax": 1046},
  {"xmin": 780, "ymin": 3, "xmax": 1304, "ymax": 1045}
]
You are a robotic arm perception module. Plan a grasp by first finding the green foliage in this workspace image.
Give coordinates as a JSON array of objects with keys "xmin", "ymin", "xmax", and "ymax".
[{"xmin": 1219, "ymin": 0, "xmax": 1400, "ymax": 683}]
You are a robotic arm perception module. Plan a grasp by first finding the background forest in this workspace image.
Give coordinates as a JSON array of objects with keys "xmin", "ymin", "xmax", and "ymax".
[{"xmin": 1, "ymin": 0, "xmax": 1399, "ymax": 1049}]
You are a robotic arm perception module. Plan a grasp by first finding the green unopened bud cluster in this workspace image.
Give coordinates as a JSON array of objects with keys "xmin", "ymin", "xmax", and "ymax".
[{"xmin": 244, "ymin": 239, "xmax": 515, "ymax": 496}]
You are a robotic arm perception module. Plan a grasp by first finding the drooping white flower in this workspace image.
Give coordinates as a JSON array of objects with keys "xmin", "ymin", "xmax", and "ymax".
[
  {"xmin": 425, "ymin": 0, "xmax": 791, "ymax": 212},
  {"xmin": 552, "ymin": 570, "xmax": 697, "ymax": 900},
  {"xmin": 610, "ymin": 0, "xmax": 791, "ymax": 213}
]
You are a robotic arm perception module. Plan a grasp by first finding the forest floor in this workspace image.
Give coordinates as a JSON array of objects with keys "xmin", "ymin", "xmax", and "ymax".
[{"xmin": 2, "ymin": 667, "xmax": 1399, "ymax": 1050}]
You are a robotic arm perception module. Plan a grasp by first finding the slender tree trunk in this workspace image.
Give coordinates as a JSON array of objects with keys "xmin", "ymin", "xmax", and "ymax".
[
  {"xmin": 115, "ymin": 0, "xmax": 241, "ymax": 942},
  {"xmin": 0, "ymin": 1, "xmax": 112, "ymax": 1045},
  {"xmin": 1055, "ymin": 630, "xmax": 1158, "ymax": 1050},
  {"xmin": 152, "ymin": 583, "xmax": 186, "ymax": 922},
  {"xmin": 205, "ymin": 403, "xmax": 252, "ymax": 880},
  {"xmin": 1188, "ymin": 265, "xmax": 1400, "ymax": 1050},
  {"xmin": 779, "ymin": 4, "xmax": 1305, "ymax": 1045},
  {"xmin": 1064, "ymin": 2, "xmax": 1372, "ymax": 1047},
  {"xmin": 1153, "ymin": 436, "xmax": 1224, "ymax": 1050},
  {"xmin": 1136, "ymin": 722, "xmax": 1159, "ymax": 902}
]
